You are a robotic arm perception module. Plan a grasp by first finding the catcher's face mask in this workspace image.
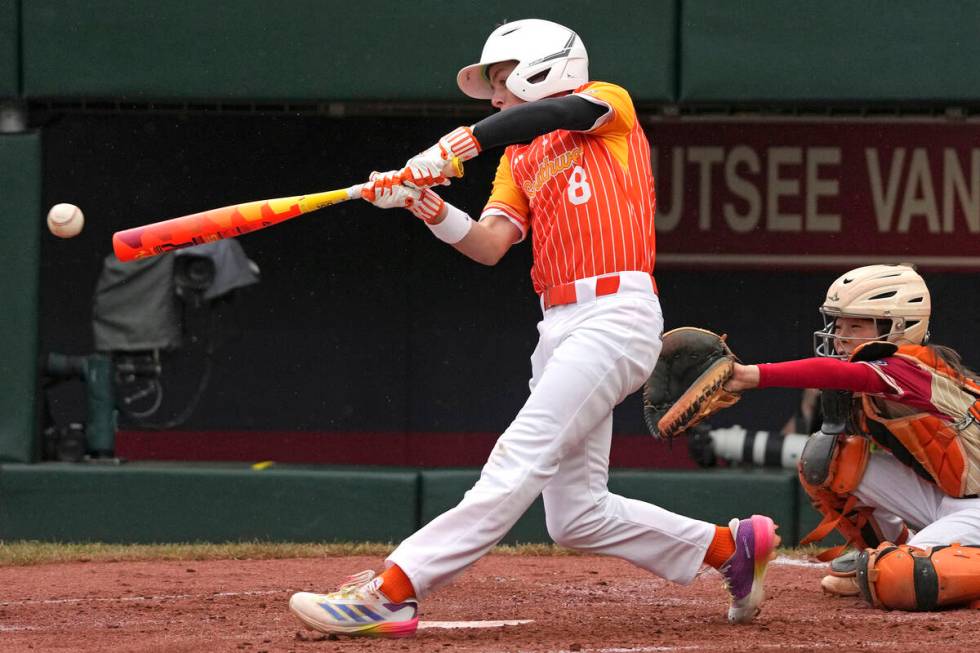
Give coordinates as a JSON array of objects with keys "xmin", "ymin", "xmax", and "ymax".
[{"xmin": 813, "ymin": 311, "xmax": 892, "ymax": 358}]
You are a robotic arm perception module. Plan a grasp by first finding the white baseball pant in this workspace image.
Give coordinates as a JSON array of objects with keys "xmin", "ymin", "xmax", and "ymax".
[
  {"xmin": 854, "ymin": 450, "xmax": 980, "ymax": 547},
  {"xmin": 387, "ymin": 272, "xmax": 716, "ymax": 598}
]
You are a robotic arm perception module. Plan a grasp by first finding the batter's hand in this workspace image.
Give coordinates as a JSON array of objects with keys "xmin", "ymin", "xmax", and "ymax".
[
  {"xmin": 402, "ymin": 126, "xmax": 481, "ymax": 188},
  {"xmin": 362, "ymin": 172, "xmax": 445, "ymax": 225}
]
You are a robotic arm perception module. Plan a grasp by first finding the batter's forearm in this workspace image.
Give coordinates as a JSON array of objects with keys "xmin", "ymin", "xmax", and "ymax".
[
  {"xmin": 472, "ymin": 96, "xmax": 606, "ymax": 150},
  {"xmin": 420, "ymin": 202, "xmax": 515, "ymax": 264},
  {"xmin": 451, "ymin": 218, "xmax": 516, "ymax": 266}
]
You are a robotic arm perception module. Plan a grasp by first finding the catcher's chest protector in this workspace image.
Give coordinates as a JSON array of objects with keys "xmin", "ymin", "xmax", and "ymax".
[{"xmin": 858, "ymin": 345, "xmax": 980, "ymax": 497}]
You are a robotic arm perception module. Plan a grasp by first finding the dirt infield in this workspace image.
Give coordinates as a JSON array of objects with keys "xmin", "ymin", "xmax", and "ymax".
[{"xmin": 1, "ymin": 554, "xmax": 976, "ymax": 652}]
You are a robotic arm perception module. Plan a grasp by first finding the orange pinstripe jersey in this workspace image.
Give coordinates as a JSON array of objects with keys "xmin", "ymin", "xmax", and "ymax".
[{"xmin": 481, "ymin": 81, "xmax": 656, "ymax": 295}]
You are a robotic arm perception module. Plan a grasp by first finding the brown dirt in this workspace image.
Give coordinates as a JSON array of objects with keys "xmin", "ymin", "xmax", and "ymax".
[{"xmin": 0, "ymin": 554, "xmax": 975, "ymax": 652}]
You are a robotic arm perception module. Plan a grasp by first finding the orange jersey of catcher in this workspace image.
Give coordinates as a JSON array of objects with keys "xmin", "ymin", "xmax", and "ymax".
[{"xmin": 481, "ymin": 81, "xmax": 656, "ymax": 295}]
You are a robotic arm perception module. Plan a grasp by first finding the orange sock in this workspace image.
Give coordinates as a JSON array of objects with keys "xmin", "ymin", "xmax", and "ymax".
[
  {"xmin": 703, "ymin": 525, "xmax": 736, "ymax": 569},
  {"xmin": 379, "ymin": 564, "xmax": 416, "ymax": 602}
]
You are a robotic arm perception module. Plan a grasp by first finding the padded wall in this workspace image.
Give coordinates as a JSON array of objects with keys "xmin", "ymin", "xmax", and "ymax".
[
  {"xmin": 681, "ymin": 0, "xmax": 980, "ymax": 103},
  {"xmin": 0, "ymin": 0, "xmax": 16, "ymax": 97},
  {"xmin": 20, "ymin": 0, "xmax": 676, "ymax": 102},
  {"xmin": 14, "ymin": 2, "xmax": 980, "ymax": 105},
  {"xmin": 0, "ymin": 132, "xmax": 41, "ymax": 463},
  {"xmin": 0, "ymin": 464, "xmax": 420, "ymax": 543},
  {"xmin": 1, "ymin": 464, "xmax": 815, "ymax": 545}
]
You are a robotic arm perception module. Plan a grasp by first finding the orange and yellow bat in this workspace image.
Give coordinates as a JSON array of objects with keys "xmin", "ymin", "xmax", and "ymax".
[{"xmin": 112, "ymin": 158, "xmax": 463, "ymax": 262}]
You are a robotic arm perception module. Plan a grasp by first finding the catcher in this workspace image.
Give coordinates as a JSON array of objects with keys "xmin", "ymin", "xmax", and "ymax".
[{"xmin": 645, "ymin": 263, "xmax": 980, "ymax": 611}]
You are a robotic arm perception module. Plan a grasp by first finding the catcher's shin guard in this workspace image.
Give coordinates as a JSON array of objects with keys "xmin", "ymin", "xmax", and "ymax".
[{"xmin": 856, "ymin": 543, "xmax": 980, "ymax": 610}]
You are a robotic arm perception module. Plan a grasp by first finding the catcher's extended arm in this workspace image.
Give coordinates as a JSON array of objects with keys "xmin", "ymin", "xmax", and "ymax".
[{"xmin": 643, "ymin": 327, "xmax": 742, "ymax": 439}]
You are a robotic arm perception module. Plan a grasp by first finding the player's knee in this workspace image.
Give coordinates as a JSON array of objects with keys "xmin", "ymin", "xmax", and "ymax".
[
  {"xmin": 856, "ymin": 542, "xmax": 980, "ymax": 610},
  {"xmin": 545, "ymin": 511, "xmax": 603, "ymax": 549},
  {"xmin": 544, "ymin": 514, "xmax": 580, "ymax": 548}
]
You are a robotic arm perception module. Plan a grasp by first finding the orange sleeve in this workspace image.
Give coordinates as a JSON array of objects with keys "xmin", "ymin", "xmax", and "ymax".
[
  {"xmin": 481, "ymin": 150, "xmax": 530, "ymax": 241},
  {"xmin": 573, "ymin": 81, "xmax": 636, "ymax": 138}
]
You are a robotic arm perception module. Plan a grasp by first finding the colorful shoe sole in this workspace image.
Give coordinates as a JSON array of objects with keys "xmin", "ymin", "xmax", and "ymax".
[
  {"xmin": 728, "ymin": 514, "xmax": 779, "ymax": 624},
  {"xmin": 289, "ymin": 594, "xmax": 419, "ymax": 638}
]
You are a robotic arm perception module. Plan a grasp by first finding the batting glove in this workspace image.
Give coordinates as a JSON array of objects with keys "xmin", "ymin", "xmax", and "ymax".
[
  {"xmin": 362, "ymin": 172, "xmax": 445, "ymax": 225},
  {"xmin": 401, "ymin": 126, "xmax": 481, "ymax": 188}
]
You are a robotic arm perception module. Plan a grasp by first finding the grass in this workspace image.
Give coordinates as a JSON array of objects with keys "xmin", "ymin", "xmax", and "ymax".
[
  {"xmin": 0, "ymin": 540, "xmax": 823, "ymax": 567},
  {"xmin": 0, "ymin": 540, "xmax": 576, "ymax": 567}
]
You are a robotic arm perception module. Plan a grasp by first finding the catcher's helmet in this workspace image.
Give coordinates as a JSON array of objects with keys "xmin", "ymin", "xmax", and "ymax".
[
  {"xmin": 457, "ymin": 19, "xmax": 589, "ymax": 102},
  {"xmin": 814, "ymin": 264, "xmax": 931, "ymax": 358}
]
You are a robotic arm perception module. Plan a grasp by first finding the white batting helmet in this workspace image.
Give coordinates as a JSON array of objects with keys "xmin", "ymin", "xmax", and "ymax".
[
  {"xmin": 813, "ymin": 264, "xmax": 931, "ymax": 357},
  {"xmin": 457, "ymin": 19, "xmax": 589, "ymax": 102}
]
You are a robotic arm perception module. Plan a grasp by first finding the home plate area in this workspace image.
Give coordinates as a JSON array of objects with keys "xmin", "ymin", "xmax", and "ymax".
[{"xmin": 0, "ymin": 555, "xmax": 976, "ymax": 652}]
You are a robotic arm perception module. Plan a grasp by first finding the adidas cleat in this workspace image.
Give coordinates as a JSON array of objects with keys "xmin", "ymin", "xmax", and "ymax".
[{"xmin": 289, "ymin": 570, "xmax": 419, "ymax": 638}]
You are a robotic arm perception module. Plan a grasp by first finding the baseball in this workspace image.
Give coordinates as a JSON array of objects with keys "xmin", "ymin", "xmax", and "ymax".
[{"xmin": 47, "ymin": 203, "xmax": 85, "ymax": 238}]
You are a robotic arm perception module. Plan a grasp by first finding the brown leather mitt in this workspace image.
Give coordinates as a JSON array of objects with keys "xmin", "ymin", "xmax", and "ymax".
[{"xmin": 643, "ymin": 327, "xmax": 741, "ymax": 440}]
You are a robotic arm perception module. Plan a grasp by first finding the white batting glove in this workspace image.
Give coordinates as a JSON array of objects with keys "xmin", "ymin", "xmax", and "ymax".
[
  {"xmin": 402, "ymin": 126, "xmax": 481, "ymax": 188},
  {"xmin": 362, "ymin": 171, "xmax": 445, "ymax": 225},
  {"xmin": 362, "ymin": 171, "xmax": 413, "ymax": 208}
]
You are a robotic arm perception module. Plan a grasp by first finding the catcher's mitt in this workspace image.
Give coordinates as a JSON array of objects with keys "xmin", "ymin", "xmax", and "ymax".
[{"xmin": 643, "ymin": 327, "xmax": 741, "ymax": 439}]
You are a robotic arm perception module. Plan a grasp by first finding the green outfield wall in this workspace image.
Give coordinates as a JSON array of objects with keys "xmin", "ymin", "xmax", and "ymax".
[
  {"xmin": 680, "ymin": 0, "xmax": 980, "ymax": 103},
  {"xmin": 0, "ymin": 464, "xmax": 420, "ymax": 543},
  {"xmin": 0, "ymin": 1, "xmax": 16, "ymax": 97},
  {"xmin": 12, "ymin": 1, "xmax": 980, "ymax": 105},
  {"xmin": 0, "ymin": 133, "xmax": 41, "ymax": 463},
  {"xmin": 1, "ymin": 464, "xmax": 820, "ymax": 546},
  {"xmin": 19, "ymin": 0, "xmax": 675, "ymax": 102}
]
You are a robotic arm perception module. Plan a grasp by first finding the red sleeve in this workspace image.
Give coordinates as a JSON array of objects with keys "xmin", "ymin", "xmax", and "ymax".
[{"xmin": 756, "ymin": 358, "xmax": 894, "ymax": 393}]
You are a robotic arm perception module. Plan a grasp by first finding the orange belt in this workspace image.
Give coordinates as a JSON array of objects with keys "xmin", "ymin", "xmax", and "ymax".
[{"xmin": 542, "ymin": 274, "xmax": 656, "ymax": 310}]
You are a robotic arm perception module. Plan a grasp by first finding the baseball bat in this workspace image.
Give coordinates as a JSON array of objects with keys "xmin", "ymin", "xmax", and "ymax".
[{"xmin": 111, "ymin": 158, "xmax": 463, "ymax": 262}]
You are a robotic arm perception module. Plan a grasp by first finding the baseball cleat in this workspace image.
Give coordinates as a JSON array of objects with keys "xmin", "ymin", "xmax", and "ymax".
[
  {"xmin": 720, "ymin": 515, "xmax": 779, "ymax": 624},
  {"xmin": 289, "ymin": 570, "xmax": 419, "ymax": 638},
  {"xmin": 821, "ymin": 574, "xmax": 860, "ymax": 596},
  {"xmin": 821, "ymin": 548, "xmax": 861, "ymax": 596}
]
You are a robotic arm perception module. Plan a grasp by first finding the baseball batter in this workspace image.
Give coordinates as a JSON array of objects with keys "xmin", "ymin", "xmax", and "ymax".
[
  {"xmin": 289, "ymin": 19, "xmax": 778, "ymax": 637},
  {"xmin": 721, "ymin": 264, "xmax": 980, "ymax": 610}
]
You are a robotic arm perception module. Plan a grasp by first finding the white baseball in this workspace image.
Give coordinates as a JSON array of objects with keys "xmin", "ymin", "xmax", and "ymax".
[{"xmin": 47, "ymin": 203, "xmax": 85, "ymax": 238}]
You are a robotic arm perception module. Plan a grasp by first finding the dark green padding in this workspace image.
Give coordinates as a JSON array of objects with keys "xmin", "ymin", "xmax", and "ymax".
[
  {"xmin": 20, "ymin": 0, "xmax": 675, "ymax": 102},
  {"xmin": 0, "ymin": 133, "xmax": 42, "ymax": 463},
  {"xmin": 0, "ymin": 465, "xmax": 823, "ymax": 546},
  {"xmin": 681, "ymin": 0, "xmax": 980, "ymax": 102},
  {"xmin": 609, "ymin": 470, "xmax": 800, "ymax": 544},
  {"xmin": 0, "ymin": 463, "xmax": 419, "ymax": 543},
  {"xmin": 421, "ymin": 469, "xmax": 802, "ymax": 545},
  {"xmin": 0, "ymin": 0, "xmax": 16, "ymax": 97}
]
